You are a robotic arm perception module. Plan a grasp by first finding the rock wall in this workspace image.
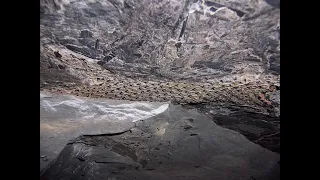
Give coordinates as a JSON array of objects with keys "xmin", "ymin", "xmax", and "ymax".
[
  {"xmin": 41, "ymin": 0, "xmax": 279, "ymax": 81},
  {"xmin": 40, "ymin": 0, "xmax": 280, "ymax": 115}
]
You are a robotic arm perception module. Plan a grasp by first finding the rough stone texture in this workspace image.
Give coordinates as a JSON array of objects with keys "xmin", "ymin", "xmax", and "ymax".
[
  {"xmin": 40, "ymin": 94, "xmax": 279, "ymax": 180},
  {"xmin": 40, "ymin": 0, "xmax": 280, "ymax": 115},
  {"xmin": 187, "ymin": 104, "xmax": 280, "ymax": 153},
  {"xmin": 40, "ymin": 92, "xmax": 169, "ymax": 171},
  {"xmin": 40, "ymin": 1, "xmax": 280, "ymax": 178},
  {"xmin": 40, "ymin": 0, "xmax": 280, "ymax": 79}
]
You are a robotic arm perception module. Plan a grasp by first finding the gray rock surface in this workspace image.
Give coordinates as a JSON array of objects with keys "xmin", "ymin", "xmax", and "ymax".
[
  {"xmin": 189, "ymin": 104, "xmax": 280, "ymax": 153},
  {"xmin": 40, "ymin": 0, "xmax": 280, "ymax": 117},
  {"xmin": 40, "ymin": 93, "xmax": 279, "ymax": 180},
  {"xmin": 40, "ymin": 1, "xmax": 280, "ymax": 178},
  {"xmin": 40, "ymin": 0, "xmax": 280, "ymax": 82},
  {"xmin": 40, "ymin": 92, "xmax": 169, "ymax": 171}
]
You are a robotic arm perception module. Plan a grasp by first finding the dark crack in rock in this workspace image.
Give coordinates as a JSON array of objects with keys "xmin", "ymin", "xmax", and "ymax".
[{"xmin": 41, "ymin": 104, "xmax": 279, "ymax": 180}]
